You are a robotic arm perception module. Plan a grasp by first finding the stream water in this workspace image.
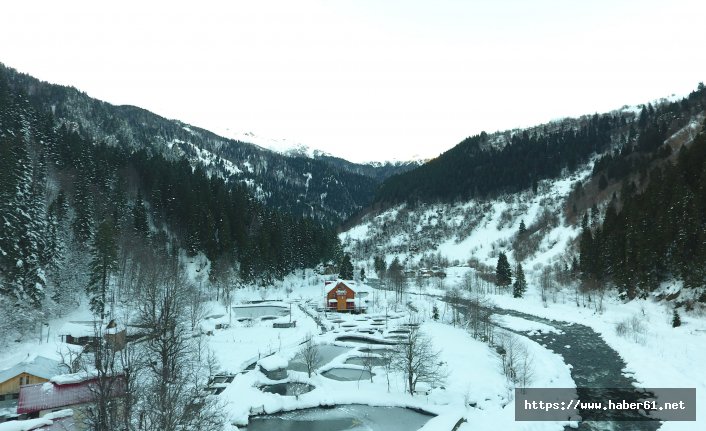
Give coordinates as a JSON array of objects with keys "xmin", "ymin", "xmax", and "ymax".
[{"xmin": 485, "ymin": 306, "xmax": 662, "ymax": 431}]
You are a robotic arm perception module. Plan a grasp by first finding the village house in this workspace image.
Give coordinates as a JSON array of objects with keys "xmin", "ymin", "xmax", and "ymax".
[
  {"xmin": 0, "ymin": 356, "xmax": 63, "ymax": 403},
  {"xmin": 17, "ymin": 372, "xmax": 126, "ymax": 429},
  {"xmin": 325, "ymin": 280, "xmax": 370, "ymax": 313}
]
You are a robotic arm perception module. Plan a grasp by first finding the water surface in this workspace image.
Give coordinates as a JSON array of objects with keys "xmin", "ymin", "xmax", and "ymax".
[{"xmin": 244, "ymin": 405, "xmax": 433, "ymax": 431}]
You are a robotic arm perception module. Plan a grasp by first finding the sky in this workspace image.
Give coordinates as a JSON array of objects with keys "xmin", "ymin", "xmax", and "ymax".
[{"xmin": 1, "ymin": 0, "xmax": 705, "ymax": 163}]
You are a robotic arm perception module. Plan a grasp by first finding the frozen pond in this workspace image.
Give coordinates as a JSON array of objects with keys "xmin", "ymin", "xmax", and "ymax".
[
  {"xmin": 288, "ymin": 345, "xmax": 351, "ymax": 372},
  {"xmin": 335, "ymin": 335, "xmax": 396, "ymax": 345},
  {"xmin": 260, "ymin": 382, "xmax": 314, "ymax": 396},
  {"xmin": 232, "ymin": 305, "xmax": 289, "ymax": 319},
  {"xmin": 344, "ymin": 356, "xmax": 388, "ymax": 367},
  {"xmin": 321, "ymin": 367, "xmax": 373, "ymax": 381},
  {"xmin": 244, "ymin": 405, "xmax": 434, "ymax": 431}
]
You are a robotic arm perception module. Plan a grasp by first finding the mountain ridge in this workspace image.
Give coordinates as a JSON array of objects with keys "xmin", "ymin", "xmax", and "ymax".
[{"xmin": 0, "ymin": 62, "xmax": 413, "ymax": 225}]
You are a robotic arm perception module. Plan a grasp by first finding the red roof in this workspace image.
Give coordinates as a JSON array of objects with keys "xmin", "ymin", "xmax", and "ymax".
[{"xmin": 17, "ymin": 375, "xmax": 126, "ymax": 414}]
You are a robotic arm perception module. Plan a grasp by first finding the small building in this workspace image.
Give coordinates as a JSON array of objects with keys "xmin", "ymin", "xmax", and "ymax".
[
  {"xmin": 17, "ymin": 372, "xmax": 126, "ymax": 425},
  {"xmin": 59, "ymin": 320, "xmax": 130, "ymax": 352},
  {"xmin": 325, "ymin": 280, "xmax": 370, "ymax": 313},
  {"xmin": 418, "ymin": 268, "xmax": 433, "ymax": 277},
  {"xmin": 0, "ymin": 356, "xmax": 63, "ymax": 402}
]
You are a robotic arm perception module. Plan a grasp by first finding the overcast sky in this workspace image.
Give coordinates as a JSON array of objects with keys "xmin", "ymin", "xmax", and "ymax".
[{"xmin": 1, "ymin": 0, "xmax": 705, "ymax": 163}]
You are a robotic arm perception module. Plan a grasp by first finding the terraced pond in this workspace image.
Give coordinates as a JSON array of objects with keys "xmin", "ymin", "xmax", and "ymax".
[{"xmin": 243, "ymin": 405, "xmax": 434, "ymax": 431}]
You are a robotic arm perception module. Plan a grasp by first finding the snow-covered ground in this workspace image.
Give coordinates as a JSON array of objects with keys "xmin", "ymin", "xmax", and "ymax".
[
  {"xmin": 340, "ymin": 161, "xmax": 593, "ymax": 272},
  {"xmin": 2, "ymin": 265, "xmax": 702, "ymax": 430},
  {"xmin": 338, "ymin": 146, "xmax": 706, "ymax": 431},
  {"xmin": 390, "ymin": 266, "xmax": 706, "ymax": 431},
  {"xmin": 206, "ymin": 272, "xmax": 575, "ymax": 430}
]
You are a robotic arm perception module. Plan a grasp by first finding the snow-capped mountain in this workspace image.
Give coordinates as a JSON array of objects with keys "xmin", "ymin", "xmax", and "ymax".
[{"xmin": 1, "ymin": 63, "xmax": 393, "ymax": 224}]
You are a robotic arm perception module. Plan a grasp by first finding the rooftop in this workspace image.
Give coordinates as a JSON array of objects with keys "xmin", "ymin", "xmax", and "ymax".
[
  {"xmin": 17, "ymin": 375, "xmax": 125, "ymax": 414},
  {"xmin": 0, "ymin": 356, "xmax": 63, "ymax": 385}
]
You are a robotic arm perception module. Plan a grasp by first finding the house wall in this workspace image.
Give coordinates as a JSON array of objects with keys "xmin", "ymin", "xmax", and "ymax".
[
  {"xmin": 326, "ymin": 283, "xmax": 355, "ymax": 311},
  {"xmin": 0, "ymin": 374, "xmax": 49, "ymax": 398}
]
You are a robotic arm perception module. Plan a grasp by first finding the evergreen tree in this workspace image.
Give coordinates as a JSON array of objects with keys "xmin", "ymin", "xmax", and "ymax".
[
  {"xmin": 432, "ymin": 304, "xmax": 439, "ymax": 320},
  {"xmin": 359, "ymin": 267, "xmax": 366, "ymax": 282},
  {"xmin": 495, "ymin": 252, "xmax": 512, "ymax": 290},
  {"xmin": 71, "ymin": 144, "xmax": 95, "ymax": 244},
  {"xmin": 672, "ymin": 309, "xmax": 682, "ymax": 328},
  {"xmin": 518, "ymin": 220, "xmax": 527, "ymax": 235},
  {"xmin": 598, "ymin": 174, "xmax": 608, "ymax": 190},
  {"xmin": 87, "ymin": 219, "xmax": 118, "ymax": 319},
  {"xmin": 373, "ymin": 256, "xmax": 386, "ymax": 277},
  {"xmin": 339, "ymin": 253, "xmax": 354, "ymax": 280},
  {"xmin": 513, "ymin": 263, "xmax": 527, "ymax": 298},
  {"xmin": 133, "ymin": 190, "xmax": 149, "ymax": 236},
  {"xmin": 0, "ymin": 134, "xmax": 46, "ymax": 306}
]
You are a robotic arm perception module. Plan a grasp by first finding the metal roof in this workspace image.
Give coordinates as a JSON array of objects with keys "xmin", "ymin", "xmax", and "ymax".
[{"xmin": 17, "ymin": 375, "xmax": 126, "ymax": 414}]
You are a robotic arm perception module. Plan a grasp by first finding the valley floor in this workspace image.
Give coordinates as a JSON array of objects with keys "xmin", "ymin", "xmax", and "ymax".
[{"xmin": 1, "ymin": 269, "xmax": 704, "ymax": 431}]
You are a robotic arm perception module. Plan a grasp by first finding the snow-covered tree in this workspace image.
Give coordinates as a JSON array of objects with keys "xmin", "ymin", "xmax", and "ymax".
[
  {"xmin": 339, "ymin": 253, "xmax": 353, "ymax": 279},
  {"xmin": 513, "ymin": 263, "xmax": 527, "ymax": 298},
  {"xmin": 87, "ymin": 219, "xmax": 118, "ymax": 318},
  {"xmin": 393, "ymin": 322, "xmax": 446, "ymax": 395},
  {"xmin": 495, "ymin": 252, "xmax": 512, "ymax": 291}
]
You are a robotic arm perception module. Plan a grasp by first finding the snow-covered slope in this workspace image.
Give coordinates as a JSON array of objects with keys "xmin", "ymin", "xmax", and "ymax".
[{"xmin": 341, "ymin": 162, "xmax": 594, "ymax": 272}]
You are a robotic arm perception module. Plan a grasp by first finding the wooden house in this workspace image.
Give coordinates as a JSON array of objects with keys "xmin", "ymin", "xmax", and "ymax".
[
  {"xmin": 0, "ymin": 356, "xmax": 62, "ymax": 402},
  {"xmin": 325, "ymin": 280, "xmax": 370, "ymax": 313}
]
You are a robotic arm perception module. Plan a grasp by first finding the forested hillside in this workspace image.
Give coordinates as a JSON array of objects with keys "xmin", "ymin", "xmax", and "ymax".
[
  {"xmin": 374, "ymin": 85, "xmax": 706, "ymax": 205},
  {"xmin": 580, "ymin": 116, "xmax": 706, "ymax": 300},
  {"xmin": 0, "ymin": 66, "xmax": 340, "ymax": 340},
  {"xmin": 343, "ymin": 85, "xmax": 706, "ymax": 308},
  {"xmin": 0, "ymin": 63, "xmax": 392, "ymax": 225}
]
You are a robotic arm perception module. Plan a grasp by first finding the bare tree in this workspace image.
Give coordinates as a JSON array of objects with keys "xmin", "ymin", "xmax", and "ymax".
[
  {"xmin": 393, "ymin": 322, "xmax": 446, "ymax": 395},
  {"xmin": 361, "ymin": 346, "xmax": 375, "ymax": 383},
  {"xmin": 57, "ymin": 345, "xmax": 83, "ymax": 374},
  {"xmin": 80, "ymin": 322, "xmax": 123, "ymax": 431},
  {"xmin": 379, "ymin": 347, "xmax": 397, "ymax": 393},
  {"xmin": 117, "ymin": 335, "xmax": 143, "ymax": 431},
  {"xmin": 186, "ymin": 282, "xmax": 208, "ymax": 333},
  {"xmin": 444, "ymin": 289, "xmax": 462, "ymax": 327},
  {"xmin": 136, "ymin": 256, "xmax": 223, "ymax": 431},
  {"xmin": 496, "ymin": 333, "xmax": 534, "ymax": 391},
  {"xmin": 463, "ymin": 292, "xmax": 495, "ymax": 343},
  {"xmin": 295, "ymin": 334, "xmax": 321, "ymax": 378}
]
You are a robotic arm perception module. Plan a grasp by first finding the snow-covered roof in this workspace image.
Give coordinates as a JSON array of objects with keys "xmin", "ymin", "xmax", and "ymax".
[
  {"xmin": 49, "ymin": 371, "xmax": 98, "ymax": 385},
  {"xmin": 326, "ymin": 280, "xmax": 372, "ymax": 294},
  {"xmin": 57, "ymin": 321, "xmax": 98, "ymax": 337},
  {"xmin": 258, "ymin": 354, "xmax": 287, "ymax": 372},
  {"xmin": 0, "ymin": 356, "xmax": 62, "ymax": 385},
  {"xmin": 0, "ymin": 410, "xmax": 74, "ymax": 431}
]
